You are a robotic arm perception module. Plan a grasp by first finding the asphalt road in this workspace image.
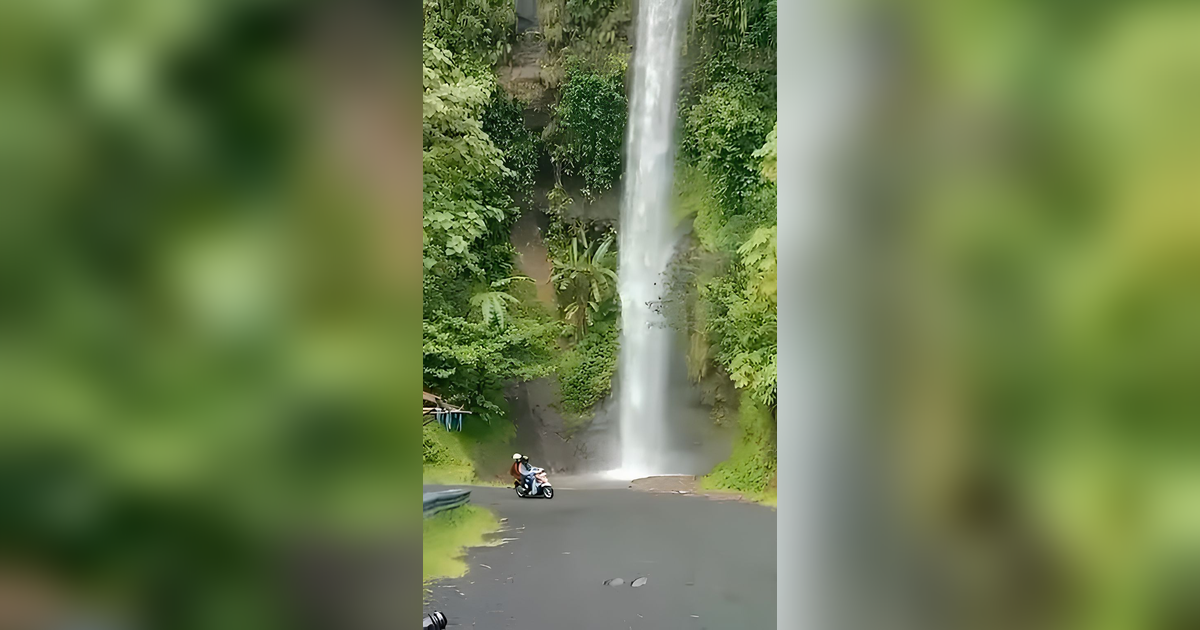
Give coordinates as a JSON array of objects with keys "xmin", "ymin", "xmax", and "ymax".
[{"xmin": 424, "ymin": 483, "xmax": 776, "ymax": 630}]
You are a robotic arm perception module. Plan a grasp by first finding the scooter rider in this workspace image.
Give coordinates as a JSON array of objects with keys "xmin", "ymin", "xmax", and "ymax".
[
  {"xmin": 510, "ymin": 453, "xmax": 536, "ymax": 494},
  {"xmin": 510, "ymin": 453, "xmax": 523, "ymax": 487}
]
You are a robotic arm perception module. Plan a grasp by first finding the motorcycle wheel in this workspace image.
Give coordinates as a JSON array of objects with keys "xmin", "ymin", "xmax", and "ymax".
[
  {"xmin": 542, "ymin": 486, "xmax": 554, "ymax": 499},
  {"xmin": 515, "ymin": 484, "xmax": 527, "ymax": 498}
]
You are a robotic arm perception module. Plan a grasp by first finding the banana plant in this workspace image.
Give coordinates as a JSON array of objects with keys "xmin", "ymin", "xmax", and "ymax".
[{"xmin": 551, "ymin": 225, "xmax": 618, "ymax": 337}]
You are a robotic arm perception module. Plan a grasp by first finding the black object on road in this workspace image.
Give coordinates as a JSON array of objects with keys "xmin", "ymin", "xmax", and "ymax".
[{"xmin": 422, "ymin": 611, "xmax": 447, "ymax": 630}]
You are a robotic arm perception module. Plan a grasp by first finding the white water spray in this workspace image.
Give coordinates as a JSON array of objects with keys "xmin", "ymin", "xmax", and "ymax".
[{"xmin": 613, "ymin": 0, "xmax": 688, "ymax": 479}]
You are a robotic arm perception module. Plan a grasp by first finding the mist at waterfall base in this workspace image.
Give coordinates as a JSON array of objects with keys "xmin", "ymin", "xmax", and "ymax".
[
  {"xmin": 606, "ymin": 0, "xmax": 699, "ymax": 481},
  {"xmin": 576, "ymin": 335, "xmax": 734, "ymax": 480}
]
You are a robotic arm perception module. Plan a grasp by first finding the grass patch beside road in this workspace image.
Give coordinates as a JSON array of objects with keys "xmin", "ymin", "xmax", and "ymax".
[
  {"xmin": 423, "ymin": 505, "xmax": 502, "ymax": 584},
  {"xmin": 423, "ymin": 421, "xmax": 475, "ymax": 484},
  {"xmin": 423, "ymin": 411, "xmax": 516, "ymax": 484}
]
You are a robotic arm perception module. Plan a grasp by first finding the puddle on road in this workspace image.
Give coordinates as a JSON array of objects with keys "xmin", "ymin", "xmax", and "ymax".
[{"xmin": 604, "ymin": 576, "xmax": 650, "ymax": 588}]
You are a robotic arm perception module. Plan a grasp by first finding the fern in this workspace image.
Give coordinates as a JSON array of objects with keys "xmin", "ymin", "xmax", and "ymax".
[{"xmin": 469, "ymin": 276, "xmax": 533, "ymax": 327}]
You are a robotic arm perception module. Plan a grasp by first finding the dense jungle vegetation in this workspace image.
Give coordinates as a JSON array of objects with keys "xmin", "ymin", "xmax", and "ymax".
[{"xmin": 420, "ymin": 0, "xmax": 779, "ymax": 496}]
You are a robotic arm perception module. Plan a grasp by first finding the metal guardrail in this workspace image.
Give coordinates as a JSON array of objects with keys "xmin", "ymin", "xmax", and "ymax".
[{"xmin": 423, "ymin": 489, "xmax": 471, "ymax": 519}]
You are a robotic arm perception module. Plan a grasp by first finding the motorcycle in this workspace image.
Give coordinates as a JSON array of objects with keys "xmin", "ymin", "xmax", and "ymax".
[{"xmin": 514, "ymin": 467, "xmax": 554, "ymax": 499}]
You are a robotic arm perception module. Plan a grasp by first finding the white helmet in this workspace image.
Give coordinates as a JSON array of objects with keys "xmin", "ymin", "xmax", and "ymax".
[{"xmin": 512, "ymin": 453, "xmax": 522, "ymax": 461}]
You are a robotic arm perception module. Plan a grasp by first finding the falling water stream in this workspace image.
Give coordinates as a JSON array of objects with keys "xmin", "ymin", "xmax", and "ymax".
[{"xmin": 613, "ymin": 0, "xmax": 688, "ymax": 479}]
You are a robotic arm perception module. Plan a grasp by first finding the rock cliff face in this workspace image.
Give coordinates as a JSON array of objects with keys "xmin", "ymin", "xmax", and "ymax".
[
  {"xmin": 505, "ymin": 378, "xmax": 621, "ymax": 475},
  {"xmin": 503, "ymin": 338, "xmax": 737, "ymax": 478}
]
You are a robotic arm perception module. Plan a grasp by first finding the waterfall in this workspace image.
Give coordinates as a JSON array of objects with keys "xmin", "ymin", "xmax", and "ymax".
[{"xmin": 614, "ymin": 0, "xmax": 688, "ymax": 479}]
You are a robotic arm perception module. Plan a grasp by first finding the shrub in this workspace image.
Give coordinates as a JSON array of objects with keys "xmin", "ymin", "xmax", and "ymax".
[
  {"xmin": 482, "ymin": 92, "xmax": 541, "ymax": 204},
  {"xmin": 556, "ymin": 320, "xmax": 619, "ymax": 416},
  {"xmin": 423, "ymin": 0, "xmax": 515, "ymax": 67},
  {"xmin": 704, "ymin": 393, "xmax": 776, "ymax": 494},
  {"xmin": 548, "ymin": 60, "xmax": 627, "ymax": 197},
  {"xmin": 681, "ymin": 79, "xmax": 772, "ymax": 211}
]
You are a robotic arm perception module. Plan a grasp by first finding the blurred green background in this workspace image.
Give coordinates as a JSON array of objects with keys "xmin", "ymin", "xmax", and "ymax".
[
  {"xmin": 869, "ymin": 2, "xmax": 1200, "ymax": 629},
  {"xmin": 0, "ymin": 1, "xmax": 423, "ymax": 629}
]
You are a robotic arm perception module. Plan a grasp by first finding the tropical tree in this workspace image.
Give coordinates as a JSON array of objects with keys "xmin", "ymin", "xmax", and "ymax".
[
  {"xmin": 420, "ymin": 9, "xmax": 557, "ymax": 418},
  {"xmin": 551, "ymin": 225, "xmax": 618, "ymax": 337},
  {"xmin": 422, "ymin": 39, "xmax": 514, "ymax": 275}
]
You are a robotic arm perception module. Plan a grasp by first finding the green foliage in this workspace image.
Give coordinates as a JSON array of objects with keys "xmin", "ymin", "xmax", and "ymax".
[
  {"xmin": 423, "ymin": 407, "xmax": 517, "ymax": 484},
  {"xmin": 422, "ymin": 35, "xmax": 556, "ymax": 422},
  {"xmin": 423, "ymin": 421, "xmax": 475, "ymax": 483},
  {"xmin": 682, "ymin": 78, "xmax": 773, "ymax": 211},
  {"xmin": 888, "ymin": 5, "xmax": 1200, "ymax": 628},
  {"xmin": 702, "ymin": 258, "xmax": 777, "ymax": 407},
  {"xmin": 684, "ymin": 0, "xmax": 777, "ymax": 94},
  {"xmin": 738, "ymin": 225, "xmax": 777, "ymax": 309},
  {"xmin": 703, "ymin": 393, "xmax": 776, "ymax": 494},
  {"xmin": 423, "ymin": 0, "xmax": 515, "ymax": 68},
  {"xmin": 717, "ymin": 225, "xmax": 778, "ymax": 408},
  {"xmin": 423, "ymin": 421, "xmax": 462, "ymax": 467},
  {"xmin": 545, "ymin": 183, "xmax": 576, "ymax": 221},
  {"xmin": 541, "ymin": 222, "xmax": 620, "ymax": 421},
  {"xmin": 670, "ymin": 162, "xmax": 709, "ymax": 221},
  {"xmin": 692, "ymin": 175, "xmax": 776, "ymax": 258},
  {"xmin": 1, "ymin": 2, "xmax": 433, "ymax": 629},
  {"xmin": 470, "ymin": 289, "xmax": 519, "ymax": 327},
  {"xmin": 556, "ymin": 320, "xmax": 620, "ymax": 417},
  {"xmin": 539, "ymin": 0, "xmax": 632, "ymax": 61},
  {"xmin": 564, "ymin": 0, "xmax": 627, "ymax": 40},
  {"xmin": 469, "ymin": 276, "xmax": 533, "ymax": 327},
  {"xmin": 482, "ymin": 91, "xmax": 541, "ymax": 204},
  {"xmin": 548, "ymin": 60, "xmax": 628, "ymax": 197},
  {"xmin": 423, "ymin": 310, "xmax": 557, "ymax": 418},
  {"xmin": 675, "ymin": 130, "xmax": 777, "ymax": 409},
  {"xmin": 551, "ymin": 224, "xmax": 619, "ymax": 337},
  {"xmin": 455, "ymin": 396, "xmax": 520, "ymax": 479},
  {"xmin": 753, "ymin": 122, "xmax": 777, "ymax": 183},
  {"xmin": 423, "ymin": 41, "xmax": 517, "ymax": 275},
  {"xmin": 674, "ymin": 5, "xmax": 778, "ymax": 412},
  {"xmin": 688, "ymin": 0, "xmax": 771, "ymax": 43},
  {"xmin": 678, "ymin": 161, "xmax": 771, "ymax": 257}
]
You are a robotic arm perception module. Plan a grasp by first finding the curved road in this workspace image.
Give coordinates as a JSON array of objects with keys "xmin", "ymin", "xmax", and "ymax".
[{"xmin": 424, "ymin": 483, "xmax": 776, "ymax": 630}]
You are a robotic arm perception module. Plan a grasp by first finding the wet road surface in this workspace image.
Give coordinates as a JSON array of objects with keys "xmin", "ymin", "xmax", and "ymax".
[{"xmin": 423, "ymin": 483, "xmax": 776, "ymax": 630}]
